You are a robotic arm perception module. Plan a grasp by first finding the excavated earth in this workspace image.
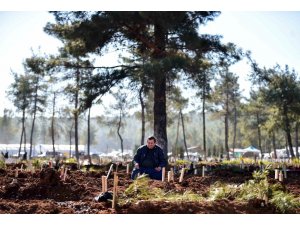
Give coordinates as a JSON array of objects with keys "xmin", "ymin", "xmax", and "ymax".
[{"xmin": 1, "ymin": 163, "xmax": 300, "ymax": 214}]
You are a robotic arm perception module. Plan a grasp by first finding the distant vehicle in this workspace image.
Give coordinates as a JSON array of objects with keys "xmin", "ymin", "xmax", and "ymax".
[
  {"xmin": 270, "ymin": 149, "xmax": 289, "ymax": 159},
  {"xmin": 12, "ymin": 152, "xmax": 27, "ymax": 158},
  {"xmin": 259, "ymin": 153, "xmax": 272, "ymax": 160},
  {"xmin": 37, "ymin": 151, "xmax": 63, "ymax": 158}
]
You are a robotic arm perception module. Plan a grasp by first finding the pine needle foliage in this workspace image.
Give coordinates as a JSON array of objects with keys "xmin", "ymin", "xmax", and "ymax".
[
  {"xmin": 270, "ymin": 191, "xmax": 300, "ymax": 213},
  {"xmin": 122, "ymin": 174, "xmax": 203, "ymax": 204},
  {"xmin": 121, "ymin": 170, "xmax": 299, "ymax": 213},
  {"xmin": 238, "ymin": 170, "xmax": 279, "ymax": 201},
  {"xmin": 31, "ymin": 159, "xmax": 41, "ymax": 169},
  {"xmin": 0, "ymin": 159, "xmax": 6, "ymax": 169},
  {"xmin": 124, "ymin": 174, "xmax": 163, "ymax": 200},
  {"xmin": 208, "ymin": 181, "xmax": 239, "ymax": 201}
]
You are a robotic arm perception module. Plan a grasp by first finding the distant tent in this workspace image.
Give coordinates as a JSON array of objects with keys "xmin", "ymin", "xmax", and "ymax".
[
  {"xmin": 231, "ymin": 146, "xmax": 260, "ymax": 158},
  {"xmin": 243, "ymin": 151, "xmax": 259, "ymax": 158},
  {"xmin": 242, "ymin": 146, "xmax": 260, "ymax": 158},
  {"xmin": 244, "ymin": 146, "xmax": 260, "ymax": 152}
]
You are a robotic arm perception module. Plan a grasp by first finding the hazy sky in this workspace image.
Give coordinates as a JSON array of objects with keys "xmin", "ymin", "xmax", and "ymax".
[
  {"xmin": 0, "ymin": 12, "xmax": 62, "ymax": 116},
  {"xmin": 1, "ymin": 11, "xmax": 300, "ymax": 116}
]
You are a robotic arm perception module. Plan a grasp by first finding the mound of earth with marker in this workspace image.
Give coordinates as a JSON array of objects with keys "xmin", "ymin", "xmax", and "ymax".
[{"xmin": 1, "ymin": 162, "xmax": 300, "ymax": 214}]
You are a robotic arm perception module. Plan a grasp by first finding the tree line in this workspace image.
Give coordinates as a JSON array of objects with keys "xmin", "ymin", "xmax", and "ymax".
[{"xmin": 4, "ymin": 12, "xmax": 300, "ymax": 162}]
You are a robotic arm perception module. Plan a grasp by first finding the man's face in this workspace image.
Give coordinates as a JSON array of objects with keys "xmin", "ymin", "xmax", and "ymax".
[{"xmin": 147, "ymin": 139, "xmax": 156, "ymax": 149}]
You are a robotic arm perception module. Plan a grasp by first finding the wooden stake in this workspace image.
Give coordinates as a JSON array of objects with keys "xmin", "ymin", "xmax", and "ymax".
[
  {"xmin": 104, "ymin": 176, "xmax": 107, "ymax": 192},
  {"xmin": 167, "ymin": 171, "xmax": 171, "ymax": 182},
  {"xmin": 49, "ymin": 161, "xmax": 52, "ymax": 168},
  {"xmin": 170, "ymin": 168, "xmax": 174, "ymax": 181},
  {"xmin": 179, "ymin": 168, "xmax": 185, "ymax": 183},
  {"xmin": 27, "ymin": 162, "xmax": 33, "ymax": 173},
  {"xmin": 194, "ymin": 169, "xmax": 197, "ymax": 175},
  {"xmin": 263, "ymin": 193, "xmax": 269, "ymax": 205},
  {"xmin": 161, "ymin": 167, "xmax": 165, "ymax": 182},
  {"xmin": 116, "ymin": 163, "xmax": 119, "ymax": 173},
  {"xmin": 15, "ymin": 168, "xmax": 18, "ymax": 178},
  {"xmin": 20, "ymin": 164, "xmax": 23, "ymax": 172},
  {"xmin": 102, "ymin": 175, "xmax": 107, "ymax": 192},
  {"xmin": 101, "ymin": 175, "xmax": 105, "ymax": 192},
  {"xmin": 202, "ymin": 166, "xmax": 205, "ymax": 177},
  {"xmin": 279, "ymin": 170, "xmax": 283, "ymax": 182},
  {"xmin": 60, "ymin": 166, "xmax": 65, "ymax": 179},
  {"xmin": 275, "ymin": 169, "xmax": 279, "ymax": 180},
  {"xmin": 63, "ymin": 168, "xmax": 68, "ymax": 181},
  {"xmin": 106, "ymin": 164, "xmax": 114, "ymax": 179},
  {"xmin": 112, "ymin": 172, "xmax": 118, "ymax": 209},
  {"xmin": 283, "ymin": 165, "xmax": 287, "ymax": 179},
  {"xmin": 126, "ymin": 164, "xmax": 130, "ymax": 174}
]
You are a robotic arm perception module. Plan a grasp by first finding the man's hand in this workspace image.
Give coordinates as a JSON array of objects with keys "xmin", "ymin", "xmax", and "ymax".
[
  {"xmin": 135, "ymin": 163, "xmax": 139, "ymax": 169},
  {"xmin": 155, "ymin": 166, "xmax": 161, "ymax": 171}
]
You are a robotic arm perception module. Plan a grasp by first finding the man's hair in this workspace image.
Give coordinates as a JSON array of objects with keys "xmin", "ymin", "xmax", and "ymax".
[{"xmin": 147, "ymin": 135, "xmax": 157, "ymax": 142}]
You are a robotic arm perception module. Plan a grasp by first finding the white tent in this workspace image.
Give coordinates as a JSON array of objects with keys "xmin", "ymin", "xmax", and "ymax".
[
  {"xmin": 244, "ymin": 146, "xmax": 260, "ymax": 152},
  {"xmin": 242, "ymin": 146, "xmax": 260, "ymax": 158},
  {"xmin": 231, "ymin": 146, "xmax": 260, "ymax": 158}
]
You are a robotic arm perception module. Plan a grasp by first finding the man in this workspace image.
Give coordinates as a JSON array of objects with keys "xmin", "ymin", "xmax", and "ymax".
[{"xmin": 131, "ymin": 136, "xmax": 166, "ymax": 180}]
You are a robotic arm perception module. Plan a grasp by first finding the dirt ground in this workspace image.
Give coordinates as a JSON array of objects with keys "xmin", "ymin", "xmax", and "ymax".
[{"xmin": 1, "ymin": 164, "xmax": 300, "ymax": 214}]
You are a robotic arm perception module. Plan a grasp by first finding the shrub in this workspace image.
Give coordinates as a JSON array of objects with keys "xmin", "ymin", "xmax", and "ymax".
[
  {"xmin": 208, "ymin": 181, "xmax": 238, "ymax": 201},
  {"xmin": 66, "ymin": 158, "xmax": 77, "ymax": 164},
  {"xmin": 123, "ymin": 174, "xmax": 203, "ymax": 204},
  {"xmin": 124, "ymin": 174, "xmax": 162, "ymax": 200},
  {"xmin": 270, "ymin": 191, "xmax": 300, "ymax": 213},
  {"xmin": 175, "ymin": 159, "xmax": 189, "ymax": 166},
  {"xmin": 32, "ymin": 159, "xmax": 41, "ymax": 169},
  {"xmin": 0, "ymin": 160, "xmax": 6, "ymax": 169}
]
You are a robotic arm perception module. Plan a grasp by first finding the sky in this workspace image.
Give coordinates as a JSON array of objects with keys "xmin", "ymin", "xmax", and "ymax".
[{"xmin": 1, "ymin": 10, "xmax": 300, "ymax": 117}]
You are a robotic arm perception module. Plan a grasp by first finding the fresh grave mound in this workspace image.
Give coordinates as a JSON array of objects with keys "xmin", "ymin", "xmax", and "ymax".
[
  {"xmin": 1, "ymin": 168, "xmax": 86, "ymax": 201},
  {"xmin": 116, "ymin": 199, "xmax": 275, "ymax": 214},
  {"xmin": 0, "ymin": 165, "xmax": 300, "ymax": 214}
]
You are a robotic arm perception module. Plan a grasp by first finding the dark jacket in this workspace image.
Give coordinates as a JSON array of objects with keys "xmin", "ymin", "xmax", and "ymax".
[{"xmin": 133, "ymin": 145, "xmax": 167, "ymax": 168}]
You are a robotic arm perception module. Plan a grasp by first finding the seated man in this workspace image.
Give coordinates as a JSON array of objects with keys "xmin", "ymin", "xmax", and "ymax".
[{"xmin": 131, "ymin": 136, "xmax": 166, "ymax": 180}]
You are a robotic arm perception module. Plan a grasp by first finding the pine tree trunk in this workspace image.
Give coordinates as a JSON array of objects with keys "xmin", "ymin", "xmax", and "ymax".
[
  {"xmin": 153, "ymin": 23, "xmax": 168, "ymax": 161},
  {"xmin": 29, "ymin": 111, "xmax": 36, "ymax": 159},
  {"xmin": 180, "ymin": 109, "xmax": 189, "ymax": 160},
  {"xmin": 24, "ymin": 120, "xmax": 27, "ymax": 154},
  {"xmin": 256, "ymin": 112, "xmax": 263, "ymax": 158},
  {"xmin": 139, "ymin": 85, "xmax": 145, "ymax": 145},
  {"xmin": 295, "ymin": 122, "xmax": 299, "ymax": 158},
  {"xmin": 283, "ymin": 104, "xmax": 295, "ymax": 158},
  {"xmin": 19, "ymin": 109, "xmax": 25, "ymax": 157},
  {"xmin": 175, "ymin": 113, "xmax": 180, "ymax": 159},
  {"xmin": 272, "ymin": 131, "xmax": 277, "ymax": 159},
  {"xmin": 225, "ymin": 82, "xmax": 230, "ymax": 160},
  {"xmin": 202, "ymin": 87, "xmax": 207, "ymax": 160},
  {"xmin": 74, "ymin": 68, "xmax": 80, "ymax": 163},
  {"xmin": 232, "ymin": 104, "xmax": 237, "ymax": 156},
  {"xmin": 117, "ymin": 110, "xmax": 124, "ymax": 158},
  {"xmin": 51, "ymin": 92, "xmax": 56, "ymax": 156},
  {"xmin": 69, "ymin": 123, "xmax": 73, "ymax": 158},
  {"xmin": 225, "ymin": 114, "xmax": 229, "ymax": 160},
  {"xmin": 29, "ymin": 84, "xmax": 39, "ymax": 160},
  {"xmin": 87, "ymin": 107, "xmax": 92, "ymax": 165}
]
